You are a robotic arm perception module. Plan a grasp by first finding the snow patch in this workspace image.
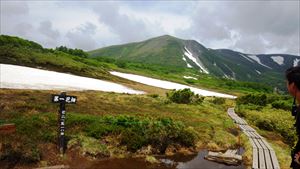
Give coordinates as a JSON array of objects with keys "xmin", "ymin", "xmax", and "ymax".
[
  {"xmin": 183, "ymin": 76, "xmax": 197, "ymax": 80},
  {"xmin": 247, "ymin": 55, "xmax": 272, "ymax": 69},
  {"xmin": 294, "ymin": 58, "xmax": 300, "ymax": 67},
  {"xmin": 111, "ymin": 71, "xmax": 236, "ymax": 99},
  {"xmin": 271, "ymin": 56, "xmax": 284, "ymax": 65},
  {"xmin": 255, "ymin": 70, "xmax": 261, "ymax": 75},
  {"xmin": 182, "ymin": 56, "xmax": 193, "ymax": 68},
  {"xmin": 183, "ymin": 47, "xmax": 209, "ymax": 74},
  {"xmin": 239, "ymin": 54, "xmax": 254, "ymax": 63},
  {"xmin": 0, "ymin": 64, "xmax": 144, "ymax": 94}
]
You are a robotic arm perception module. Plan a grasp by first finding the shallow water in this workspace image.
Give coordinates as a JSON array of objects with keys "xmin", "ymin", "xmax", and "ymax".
[{"xmin": 84, "ymin": 150, "xmax": 244, "ymax": 169}]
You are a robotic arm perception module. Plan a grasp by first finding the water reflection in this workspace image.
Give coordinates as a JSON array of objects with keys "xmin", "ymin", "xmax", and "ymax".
[{"xmin": 86, "ymin": 150, "xmax": 245, "ymax": 169}]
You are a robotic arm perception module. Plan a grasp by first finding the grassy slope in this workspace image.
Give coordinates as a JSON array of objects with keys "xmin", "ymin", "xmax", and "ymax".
[
  {"xmin": 89, "ymin": 35, "xmax": 186, "ymax": 68},
  {"xmin": 0, "ymin": 35, "xmax": 291, "ymax": 168},
  {"xmin": 1, "ymin": 89, "xmax": 242, "ymax": 166},
  {"xmin": 0, "ymin": 89, "xmax": 292, "ymax": 168}
]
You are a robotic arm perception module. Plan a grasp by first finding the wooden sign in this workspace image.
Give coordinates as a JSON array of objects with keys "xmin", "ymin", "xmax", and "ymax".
[{"xmin": 52, "ymin": 92, "xmax": 77, "ymax": 154}]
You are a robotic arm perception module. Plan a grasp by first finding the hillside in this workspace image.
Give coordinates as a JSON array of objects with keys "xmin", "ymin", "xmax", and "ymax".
[
  {"xmin": 0, "ymin": 35, "xmax": 293, "ymax": 168},
  {"xmin": 89, "ymin": 35, "xmax": 300, "ymax": 91},
  {"xmin": 0, "ymin": 35, "xmax": 272, "ymax": 95}
]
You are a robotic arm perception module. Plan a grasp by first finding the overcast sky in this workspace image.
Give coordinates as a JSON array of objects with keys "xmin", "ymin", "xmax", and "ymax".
[{"xmin": 1, "ymin": 1, "xmax": 299, "ymax": 55}]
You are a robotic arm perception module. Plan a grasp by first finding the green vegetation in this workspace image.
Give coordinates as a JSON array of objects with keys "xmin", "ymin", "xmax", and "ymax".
[
  {"xmin": 235, "ymin": 93, "xmax": 294, "ymax": 169},
  {"xmin": 55, "ymin": 46, "xmax": 88, "ymax": 58},
  {"xmin": 0, "ymin": 89, "xmax": 239, "ymax": 167},
  {"xmin": 166, "ymin": 88, "xmax": 204, "ymax": 104},
  {"xmin": 0, "ymin": 35, "xmax": 293, "ymax": 168},
  {"xmin": 0, "ymin": 35, "xmax": 273, "ymax": 95}
]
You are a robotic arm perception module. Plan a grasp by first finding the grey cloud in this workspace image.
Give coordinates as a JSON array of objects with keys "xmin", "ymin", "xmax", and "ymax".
[
  {"xmin": 14, "ymin": 22, "xmax": 34, "ymax": 36},
  {"xmin": 38, "ymin": 21, "xmax": 60, "ymax": 39},
  {"xmin": 180, "ymin": 1, "xmax": 299, "ymax": 55},
  {"xmin": 92, "ymin": 2, "xmax": 150, "ymax": 43},
  {"xmin": 66, "ymin": 22, "xmax": 97, "ymax": 50},
  {"xmin": 0, "ymin": 1, "xmax": 29, "ymax": 16}
]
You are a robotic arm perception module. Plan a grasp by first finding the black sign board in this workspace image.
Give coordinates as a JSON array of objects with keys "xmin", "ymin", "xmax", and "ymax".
[{"xmin": 51, "ymin": 92, "xmax": 77, "ymax": 154}]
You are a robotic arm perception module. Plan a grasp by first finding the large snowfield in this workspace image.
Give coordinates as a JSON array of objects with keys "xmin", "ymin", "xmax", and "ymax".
[
  {"xmin": 0, "ymin": 64, "xmax": 144, "ymax": 94},
  {"xmin": 0, "ymin": 64, "xmax": 236, "ymax": 98},
  {"xmin": 110, "ymin": 71, "xmax": 236, "ymax": 99}
]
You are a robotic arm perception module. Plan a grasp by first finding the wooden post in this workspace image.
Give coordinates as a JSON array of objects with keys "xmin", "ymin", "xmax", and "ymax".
[{"xmin": 52, "ymin": 92, "xmax": 77, "ymax": 155}]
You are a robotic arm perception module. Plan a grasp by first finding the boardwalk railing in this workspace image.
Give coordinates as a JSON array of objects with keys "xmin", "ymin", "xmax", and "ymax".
[{"xmin": 227, "ymin": 108, "xmax": 280, "ymax": 169}]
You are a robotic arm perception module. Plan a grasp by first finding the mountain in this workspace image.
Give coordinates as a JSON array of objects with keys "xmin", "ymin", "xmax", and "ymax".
[{"xmin": 89, "ymin": 35, "xmax": 300, "ymax": 89}]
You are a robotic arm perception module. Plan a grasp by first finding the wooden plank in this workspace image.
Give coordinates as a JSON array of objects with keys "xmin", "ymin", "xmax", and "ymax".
[
  {"xmin": 258, "ymin": 148, "xmax": 266, "ymax": 169},
  {"xmin": 249, "ymin": 138, "xmax": 257, "ymax": 148},
  {"xmin": 264, "ymin": 150, "xmax": 273, "ymax": 169},
  {"xmin": 253, "ymin": 132, "xmax": 262, "ymax": 139},
  {"xmin": 261, "ymin": 139, "xmax": 274, "ymax": 151},
  {"xmin": 253, "ymin": 139, "xmax": 263, "ymax": 150},
  {"xmin": 257, "ymin": 139, "xmax": 268, "ymax": 150},
  {"xmin": 270, "ymin": 150, "xmax": 280, "ymax": 169},
  {"xmin": 253, "ymin": 148, "xmax": 259, "ymax": 169},
  {"xmin": 35, "ymin": 165, "xmax": 70, "ymax": 169}
]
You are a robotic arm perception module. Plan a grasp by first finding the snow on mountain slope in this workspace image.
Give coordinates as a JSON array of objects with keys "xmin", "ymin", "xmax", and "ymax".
[
  {"xmin": 182, "ymin": 56, "xmax": 193, "ymax": 68},
  {"xmin": 239, "ymin": 54, "xmax": 254, "ymax": 63},
  {"xmin": 183, "ymin": 47, "xmax": 209, "ymax": 74},
  {"xmin": 110, "ymin": 71, "xmax": 236, "ymax": 99},
  {"xmin": 294, "ymin": 58, "xmax": 300, "ymax": 67},
  {"xmin": 0, "ymin": 64, "xmax": 144, "ymax": 94},
  {"xmin": 271, "ymin": 56, "xmax": 284, "ymax": 65},
  {"xmin": 247, "ymin": 55, "xmax": 272, "ymax": 69}
]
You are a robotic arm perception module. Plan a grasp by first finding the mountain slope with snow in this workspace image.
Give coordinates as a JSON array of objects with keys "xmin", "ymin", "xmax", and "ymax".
[{"xmin": 89, "ymin": 35, "xmax": 300, "ymax": 90}]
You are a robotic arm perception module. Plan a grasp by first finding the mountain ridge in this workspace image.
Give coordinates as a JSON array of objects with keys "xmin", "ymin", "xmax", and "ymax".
[{"xmin": 89, "ymin": 35, "xmax": 300, "ymax": 89}]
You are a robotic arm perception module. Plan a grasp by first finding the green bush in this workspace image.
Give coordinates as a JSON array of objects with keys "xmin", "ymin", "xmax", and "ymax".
[
  {"xmin": 236, "ymin": 94, "xmax": 267, "ymax": 106},
  {"xmin": 166, "ymin": 88, "xmax": 204, "ymax": 104},
  {"xmin": 271, "ymin": 100, "xmax": 291, "ymax": 111},
  {"xmin": 211, "ymin": 97, "xmax": 226, "ymax": 105}
]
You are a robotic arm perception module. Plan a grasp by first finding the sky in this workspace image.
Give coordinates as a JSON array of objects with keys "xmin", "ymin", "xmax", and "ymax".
[{"xmin": 1, "ymin": 1, "xmax": 299, "ymax": 55}]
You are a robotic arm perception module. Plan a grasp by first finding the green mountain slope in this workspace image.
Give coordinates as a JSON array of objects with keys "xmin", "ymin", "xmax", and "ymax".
[
  {"xmin": 89, "ymin": 35, "xmax": 300, "ymax": 91},
  {"xmin": 0, "ymin": 35, "xmax": 115, "ymax": 81},
  {"xmin": 90, "ymin": 35, "xmax": 188, "ymax": 67}
]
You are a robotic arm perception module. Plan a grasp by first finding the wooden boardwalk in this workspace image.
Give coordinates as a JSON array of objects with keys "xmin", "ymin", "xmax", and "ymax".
[{"xmin": 227, "ymin": 108, "xmax": 280, "ymax": 169}]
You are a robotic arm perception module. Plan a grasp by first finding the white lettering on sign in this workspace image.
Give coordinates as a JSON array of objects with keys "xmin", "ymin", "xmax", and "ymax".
[
  {"xmin": 61, "ymin": 122, "xmax": 64, "ymax": 125},
  {"xmin": 60, "ymin": 132, "xmax": 64, "ymax": 135},
  {"xmin": 66, "ymin": 97, "xmax": 71, "ymax": 102},
  {"xmin": 54, "ymin": 96, "xmax": 59, "ymax": 102},
  {"xmin": 62, "ymin": 111, "xmax": 65, "ymax": 115},
  {"xmin": 71, "ymin": 97, "xmax": 76, "ymax": 103}
]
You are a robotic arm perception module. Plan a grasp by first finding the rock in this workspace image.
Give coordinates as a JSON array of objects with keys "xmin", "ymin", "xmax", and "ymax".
[
  {"xmin": 136, "ymin": 145, "xmax": 152, "ymax": 155},
  {"xmin": 145, "ymin": 155, "xmax": 160, "ymax": 164}
]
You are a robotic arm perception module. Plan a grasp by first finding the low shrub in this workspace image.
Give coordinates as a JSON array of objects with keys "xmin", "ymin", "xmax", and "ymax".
[
  {"xmin": 236, "ymin": 94, "xmax": 267, "ymax": 106},
  {"xmin": 211, "ymin": 97, "xmax": 226, "ymax": 105},
  {"xmin": 271, "ymin": 100, "xmax": 291, "ymax": 111},
  {"xmin": 166, "ymin": 88, "xmax": 204, "ymax": 104}
]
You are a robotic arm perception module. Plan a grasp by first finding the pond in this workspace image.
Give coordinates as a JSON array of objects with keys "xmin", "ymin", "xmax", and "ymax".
[{"xmin": 75, "ymin": 150, "xmax": 244, "ymax": 169}]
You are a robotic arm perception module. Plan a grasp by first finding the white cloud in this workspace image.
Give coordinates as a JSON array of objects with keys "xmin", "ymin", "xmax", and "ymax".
[{"xmin": 0, "ymin": 1, "xmax": 299, "ymax": 55}]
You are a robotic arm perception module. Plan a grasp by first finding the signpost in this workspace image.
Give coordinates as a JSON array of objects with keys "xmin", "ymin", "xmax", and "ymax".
[{"xmin": 52, "ymin": 92, "xmax": 77, "ymax": 155}]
